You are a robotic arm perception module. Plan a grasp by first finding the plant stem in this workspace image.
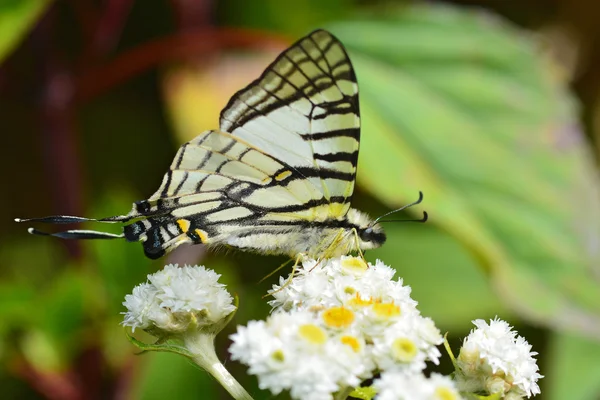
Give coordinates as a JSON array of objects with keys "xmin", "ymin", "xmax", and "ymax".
[
  {"xmin": 333, "ymin": 386, "xmax": 354, "ymax": 400},
  {"xmin": 184, "ymin": 333, "xmax": 253, "ymax": 400}
]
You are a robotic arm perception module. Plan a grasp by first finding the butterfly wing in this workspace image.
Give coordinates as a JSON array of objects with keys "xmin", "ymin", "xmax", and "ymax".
[
  {"xmin": 21, "ymin": 30, "xmax": 361, "ymax": 259},
  {"xmin": 220, "ymin": 29, "xmax": 360, "ymax": 211},
  {"xmin": 126, "ymin": 29, "xmax": 361, "ymax": 258},
  {"xmin": 125, "ymin": 129, "xmax": 328, "ymax": 258}
]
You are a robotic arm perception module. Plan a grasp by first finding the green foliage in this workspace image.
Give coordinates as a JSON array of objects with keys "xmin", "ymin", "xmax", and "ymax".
[
  {"xmin": 131, "ymin": 352, "xmax": 216, "ymax": 400},
  {"xmin": 217, "ymin": 0, "xmax": 355, "ymax": 36},
  {"xmin": 328, "ymin": 4, "xmax": 600, "ymax": 337},
  {"xmin": 546, "ymin": 332, "xmax": 600, "ymax": 400},
  {"xmin": 370, "ymin": 223, "xmax": 509, "ymax": 332},
  {"xmin": 349, "ymin": 386, "xmax": 377, "ymax": 400},
  {"xmin": 0, "ymin": 0, "xmax": 52, "ymax": 62},
  {"xmin": 126, "ymin": 334, "xmax": 194, "ymax": 358}
]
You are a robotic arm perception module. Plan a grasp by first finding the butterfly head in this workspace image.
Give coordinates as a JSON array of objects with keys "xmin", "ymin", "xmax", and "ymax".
[
  {"xmin": 346, "ymin": 208, "xmax": 386, "ymax": 250},
  {"xmin": 358, "ymin": 224, "xmax": 386, "ymax": 249}
]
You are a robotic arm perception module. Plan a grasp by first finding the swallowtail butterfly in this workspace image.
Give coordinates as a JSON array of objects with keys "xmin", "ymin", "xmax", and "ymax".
[{"xmin": 19, "ymin": 30, "xmax": 425, "ymax": 259}]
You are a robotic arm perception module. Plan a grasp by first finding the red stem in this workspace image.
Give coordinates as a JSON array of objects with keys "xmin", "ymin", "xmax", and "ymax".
[
  {"xmin": 169, "ymin": 0, "xmax": 214, "ymax": 30},
  {"xmin": 36, "ymin": 6, "xmax": 84, "ymax": 259},
  {"xmin": 14, "ymin": 360, "xmax": 82, "ymax": 400},
  {"xmin": 67, "ymin": 0, "xmax": 99, "ymax": 48},
  {"xmin": 75, "ymin": 28, "xmax": 289, "ymax": 103},
  {"xmin": 86, "ymin": 0, "xmax": 135, "ymax": 62}
]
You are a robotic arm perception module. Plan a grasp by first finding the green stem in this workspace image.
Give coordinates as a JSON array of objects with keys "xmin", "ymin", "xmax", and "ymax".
[
  {"xmin": 333, "ymin": 386, "xmax": 354, "ymax": 400},
  {"xmin": 443, "ymin": 333, "xmax": 458, "ymax": 370},
  {"xmin": 184, "ymin": 332, "xmax": 254, "ymax": 400}
]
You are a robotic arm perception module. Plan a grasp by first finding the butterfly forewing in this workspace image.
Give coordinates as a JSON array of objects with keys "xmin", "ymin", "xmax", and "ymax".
[{"xmin": 219, "ymin": 29, "xmax": 360, "ymax": 209}]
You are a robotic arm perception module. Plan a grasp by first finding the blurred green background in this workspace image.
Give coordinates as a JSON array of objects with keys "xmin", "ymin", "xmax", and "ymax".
[{"xmin": 2, "ymin": 0, "xmax": 600, "ymax": 399}]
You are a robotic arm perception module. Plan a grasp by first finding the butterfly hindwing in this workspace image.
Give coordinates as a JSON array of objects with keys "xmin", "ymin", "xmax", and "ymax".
[{"xmin": 123, "ymin": 129, "xmax": 328, "ymax": 257}]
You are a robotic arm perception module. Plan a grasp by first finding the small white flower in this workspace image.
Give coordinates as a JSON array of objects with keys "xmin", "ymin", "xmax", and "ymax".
[
  {"xmin": 371, "ymin": 313, "xmax": 443, "ymax": 373},
  {"xmin": 122, "ymin": 264, "xmax": 236, "ymax": 334},
  {"xmin": 229, "ymin": 310, "xmax": 365, "ymax": 400},
  {"xmin": 122, "ymin": 283, "xmax": 164, "ymax": 331},
  {"xmin": 456, "ymin": 318, "xmax": 543, "ymax": 398},
  {"xmin": 269, "ymin": 257, "xmax": 417, "ymax": 314},
  {"xmin": 374, "ymin": 371, "xmax": 462, "ymax": 400},
  {"xmin": 267, "ymin": 257, "xmax": 443, "ymax": 377}
]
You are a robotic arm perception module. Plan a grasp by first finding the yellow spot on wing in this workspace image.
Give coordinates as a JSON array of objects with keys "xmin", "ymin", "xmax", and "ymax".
[
  {"xmin": 195, "ymin": 228, "xmax": 208, "ymax": 243},
  {"xmin": 177, "ymin": 219, "xmax": 190, "ymax": 233},
  {"xmin": 275, "ymin": 170, "xmax": 292, "ymax": 181}
]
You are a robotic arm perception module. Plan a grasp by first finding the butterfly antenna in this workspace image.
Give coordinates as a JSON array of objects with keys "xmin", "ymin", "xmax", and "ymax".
[
  {"xmin": 15, "ymin": 214, "xmax": 130, "ymax": 240},
  {"xmin": 373, "ymin": 191, "xmax": 425, "ymax": 224},
  {"xmin": 379, "ymin": 211, "xmax": 428, "ymax": 224}
]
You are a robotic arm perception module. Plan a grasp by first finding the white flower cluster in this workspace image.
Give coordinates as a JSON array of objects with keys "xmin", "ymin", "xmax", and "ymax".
[
  {"xmin": 455, "ymin": 318, "xmax": 543, "ymax": 399},
  {"xmin": 375, "ymin": 371, "xmax": 461, "ymax": 400},
  {"xmin": 230, "ymin": 310, "xmax": 367, "ymax": 400},
  {"xmin": 122, "ymin": 264, "xmax": 236, "ymax": 335},
  {"xmin": 229, "ymin": 256, "xmax": 445, "ymax": 400}
]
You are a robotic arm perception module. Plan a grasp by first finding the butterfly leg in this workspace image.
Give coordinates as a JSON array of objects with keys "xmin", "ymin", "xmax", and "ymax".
[
  {"xmin": 264, "ymin": 253, "xmax": 304, "ymax": 297},
  {"xmin": 309, "ymin": 228, "xmax": 347, "ymax": 272},
  {"xmin": 259, "ymin": 257, "xmax": 294, "ymax": 284},
  {"xmin": 351, "ymin": 228, "xmax": 366, "ymax": 262}
]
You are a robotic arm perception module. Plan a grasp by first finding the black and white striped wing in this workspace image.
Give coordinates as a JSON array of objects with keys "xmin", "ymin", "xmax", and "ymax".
[
  {"xmin": 21, "ymin": 30, "xmax": 361, "ymax": 260},
  {"xmin": 220, "ymin": 29, "xmax": 360, "ymax": 212},
  {"xmin": 125, "ymin": 29, "xmax": 361, "ymax": 258},
  {"xmin": 124, "ymin": 129, "xmax": 331, "ymax": 258}
]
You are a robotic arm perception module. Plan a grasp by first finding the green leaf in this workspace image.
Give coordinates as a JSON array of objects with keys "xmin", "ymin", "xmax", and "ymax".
[
  {"xmin": 0, "ymin": 0, "xmax": 53, "ymax": 62},
  {"xmin": 328, "ymin": 4, "xmax": 600, "ymax": 336},
  {"xmin": 19, "ymin": 268, "xmax": 102, "ymax": 371},
  {"xmin": 126, "ymin": 333, "xmax": 194, "ymax": 359},
  {"xmin": 369, "ymin": 223, "xmax": 509, "ymax": 332},
  {"xmin": 217, "ymin": 0, "xmax": 354, "ymax": 35},
  {"xmin": 350, "ymin": 386, "xmax": 377, "ymax": 400},
  {"xmin": 546, "ymin": 332, "xmax": 600, "ymax": 400},
  {"xmin": 0, "ymin": 281, "xmax": 37, "ymax": 331}
]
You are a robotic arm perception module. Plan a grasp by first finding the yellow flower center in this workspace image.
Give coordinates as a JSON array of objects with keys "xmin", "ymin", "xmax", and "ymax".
[
  {"xmin": 271, "ymin": 349, "xmax": 285, "ymax": 362},
  {"xmin": 391, "ymin": 337, "xmax": 418, "ymax": 362},
  {"xmin": 341, "ymin": 257, "xmax": 368, "ymax": 275},
  {"xmin": 298, "ymin": 324, "xmax": 327, "ymax": 345},
  {"xmin": 435, "ymin": 387, "xmax": 459, "ymax": 400},
  {"xmin": 340, "ymin": 335, "xmax": 361, "ymax": 352},
  {"xmin": 322, "ymin": 306, "xmax": 355, "ymax": 328},
  {"xmin": 346, "ymin": 293, "xmax": 373, "ymax": 308},
  {"xmin": 372, "ymin": 302, "xmax": 401, "ymax": 319}
]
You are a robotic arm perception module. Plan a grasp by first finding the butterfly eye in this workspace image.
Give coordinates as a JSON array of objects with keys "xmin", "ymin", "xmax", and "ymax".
[
  {"xmin": 359, "ymin": 226, "xmax": 387, "ymax": 245},
  {"xmin": 359, "ymin": 227, "xmax": 373, "ymax": 242}
]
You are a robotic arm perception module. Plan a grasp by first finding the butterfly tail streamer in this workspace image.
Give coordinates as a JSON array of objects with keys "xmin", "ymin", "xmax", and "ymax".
[
  {"xmin": 15, "ymin": 214, "xmax": 132, "ymax": 240},
  {"xmin": 27, "ymin": 227, "xmax": 124, "ymax": 240}
]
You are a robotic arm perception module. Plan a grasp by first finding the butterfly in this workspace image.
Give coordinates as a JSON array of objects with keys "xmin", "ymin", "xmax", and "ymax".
[{"xmin": 18, "ymin": 29, "xmax": 425, "ymax": 260}]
